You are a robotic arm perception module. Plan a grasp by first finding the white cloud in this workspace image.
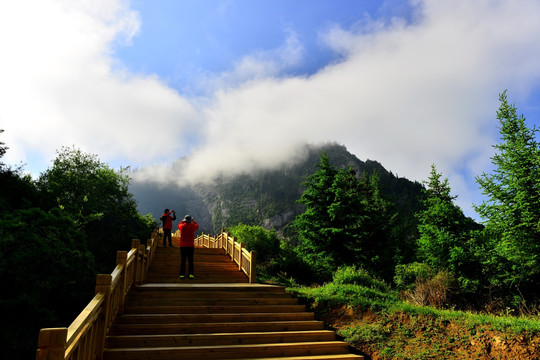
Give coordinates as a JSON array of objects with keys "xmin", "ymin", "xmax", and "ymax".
[
  {"xmin": 198, "ymin": 28, "xmax": 305, "ymax": 94},
  {"xmin": 0, "ymin": 0, "xmax": 199, "ymax": 173}
]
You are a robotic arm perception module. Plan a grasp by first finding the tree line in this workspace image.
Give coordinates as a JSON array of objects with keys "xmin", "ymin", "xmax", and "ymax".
[{"xmin": 0, "ymin": 142, "xmax": 156, "ymax": 360}]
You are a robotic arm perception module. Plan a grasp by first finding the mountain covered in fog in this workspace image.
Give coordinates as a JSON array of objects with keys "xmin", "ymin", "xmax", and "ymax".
[{"xmin": 129, "ymin": 143, "xmax": 425, "ymax": 239}]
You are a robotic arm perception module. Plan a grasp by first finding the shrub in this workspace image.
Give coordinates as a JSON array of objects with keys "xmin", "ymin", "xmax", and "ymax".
[
  {"xmin": 228, "ymin": 223, "xmax": 280, "ymax": 260},
  {"xmin": 333, "ymin": 265, "xmax": 389, "ymax": 292},
  {"xmin": 394, "ymin": 262, "xmax": 436, "ymax": 291},
  {"xmin": 404, "ymin": 270, "xmax": 456, "ymax": 308}
]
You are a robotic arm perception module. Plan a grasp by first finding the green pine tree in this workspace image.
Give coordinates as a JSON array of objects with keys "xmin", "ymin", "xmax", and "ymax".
[
  {"xmin": 416, "ymin": 165, "xmax": 482, "ymax": 295},
  {"xmin": 292, "ymin": 151, "xmax": 338, "ymax": 280},
  {"xmin": 417, "ymin": 165, "xmax": 462, "ymax": 268},
  {"xmin": 292, "ymin": 151, "xmax": 395, "ymax": 281},
  {"xmin": 475, "ymin": 91, "xmax": 540, "ymax": 291}
]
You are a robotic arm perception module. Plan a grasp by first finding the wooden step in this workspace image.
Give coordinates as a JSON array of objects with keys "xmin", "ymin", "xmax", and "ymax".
[
  {"xmin": 125, "ymin": 286, "xmax": 297, "ymax": 306},
  {"xmin": 106, "ymin": 330, "xmax": 336, "ymax": 348},
  {"xmin": 103, "ymin": 341, "xmax": 351, "ymax": 360},
  {"xmin": 134, "ymin": 283, "xmax": 287, "ymax": 291},
  {"xmin": 127, "ymin": 289, "xmax": 289, "ymax": 299},
  {"xmin": 123, "ymin": 304, "xmax": 307, "ymax": 314},
  {"xmin": 125, "ymin": 296, "xmax": 299, "ymax": 306},
  {"xmin": 147, "ymin": 248, "xmax": 250, "ymax": 283},
  {"xmin": 151, "ymin": 254, "xmax": 233, "ymax": 261},
  {"xmin": 109, "ymin": 320, "xmax": 325, "ymax": 335},
  {"xmin": 115, "ymin": 312, "xmax": 314, "ymax": 324},
  {"xmin": 147, "ymin": 274, "xmax": 249, "ymax": 284}
]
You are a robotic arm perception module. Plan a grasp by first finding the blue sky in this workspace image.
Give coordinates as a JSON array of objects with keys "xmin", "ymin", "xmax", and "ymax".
[
  {"xmin": 115, "ymin": 0, "xmax": 415, "ymax": 93},
  {"xmin": 1, "ymin": 0, "xmax": 540, "ymax": 220}
]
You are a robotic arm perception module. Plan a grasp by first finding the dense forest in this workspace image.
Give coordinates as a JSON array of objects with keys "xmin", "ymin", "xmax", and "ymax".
[{"xmin": 0, "ymin": 91, "xmax": 538, "ymax": 359}]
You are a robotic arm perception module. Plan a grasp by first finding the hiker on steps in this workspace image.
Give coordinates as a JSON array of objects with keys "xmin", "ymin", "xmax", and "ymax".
[
  {"xmin": 178, "ymin": 215, "xmax": 199, "ymax": 279},
  {"xmin": 160, "ymin": 209, "xmax": 176, "ymax": 247}
]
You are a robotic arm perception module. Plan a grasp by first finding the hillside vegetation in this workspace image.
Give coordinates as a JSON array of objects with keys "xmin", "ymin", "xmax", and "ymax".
[{"xmin": 290, "ymin": 269, "xmax": 540, "ymax": 359}]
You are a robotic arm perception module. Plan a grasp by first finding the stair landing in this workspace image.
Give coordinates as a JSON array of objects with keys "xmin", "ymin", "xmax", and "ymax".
[{"xmin": 147, "ymin": 246, "xmax": 249, "ymax": 283}]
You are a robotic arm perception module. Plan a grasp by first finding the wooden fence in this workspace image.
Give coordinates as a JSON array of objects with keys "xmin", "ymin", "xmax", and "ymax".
[
  {"xmin": 195, "ymin": 231, "xmax": 256, "ymax": 284},
  {"xmin": 35, "ymin": 228, "xmax": 160, "ymax": 360}
]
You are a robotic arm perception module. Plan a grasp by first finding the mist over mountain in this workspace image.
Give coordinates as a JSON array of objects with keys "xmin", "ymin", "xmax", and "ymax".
[{"xmin": 129, "ymin": 143, "xmax": 425, "ymax": 239}]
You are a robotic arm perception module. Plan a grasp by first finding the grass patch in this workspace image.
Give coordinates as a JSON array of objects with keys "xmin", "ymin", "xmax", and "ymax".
[
  {"xmin": 292, "ymin": 283, "xmax": 399, "ymax": 311},
  {"xmin": 290, "ymin": 282, "xmax": 540, "ymax": 335}
]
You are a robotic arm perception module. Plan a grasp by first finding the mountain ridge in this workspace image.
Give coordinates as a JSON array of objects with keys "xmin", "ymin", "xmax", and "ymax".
[{"xmin": 129, "ymin": 143, "xmax": 425, "ymax": 240}]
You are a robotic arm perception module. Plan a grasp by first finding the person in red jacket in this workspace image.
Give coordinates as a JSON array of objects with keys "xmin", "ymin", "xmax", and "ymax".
[
  {"xmin": 160, "ymin": 209, "xmax": 176, "ymax": 247},
  {"xmin": 178, "ymin": 215, "xmax": 199, "ymax": 279}
]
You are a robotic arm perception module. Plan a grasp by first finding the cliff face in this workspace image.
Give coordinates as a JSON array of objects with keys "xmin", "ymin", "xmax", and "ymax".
[{"xmin": 129, "ymin": 143, "xmax": 425, "ymax": 236}]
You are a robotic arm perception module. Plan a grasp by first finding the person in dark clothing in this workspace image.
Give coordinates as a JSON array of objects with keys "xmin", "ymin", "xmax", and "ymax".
[
  {"xmin": 178, "ymin": 215, "xmax": 199, "ymax": 279},
  {"xmin": 160, "ymin": 209, "xmax": 176, "ymax": 247}
]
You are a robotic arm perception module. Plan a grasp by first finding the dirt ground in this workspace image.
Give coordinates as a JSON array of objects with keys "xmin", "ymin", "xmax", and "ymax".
[{"xmin": 316, "ymin": 305, "xmax": 540, "ymax": 360}]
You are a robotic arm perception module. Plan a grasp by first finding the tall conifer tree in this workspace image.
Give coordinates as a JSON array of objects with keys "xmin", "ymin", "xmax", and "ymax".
[
  {"xmin": 293, "ymin": 151, "xmax": 337, "ymax": 279},
  {"xmin": 416, "ymin": 165, "xmax": 483, "ymax": 294},
  {"xmin": 475, "ymin": 91, "xmax": 540, "ymax": 288},
  {"xmin": 293, "ymin": 151, "xmax": 395, "ymax": 281},
  {"xmin": 417, "ymin": 165, "xmax": 469, "ymax": 270}
]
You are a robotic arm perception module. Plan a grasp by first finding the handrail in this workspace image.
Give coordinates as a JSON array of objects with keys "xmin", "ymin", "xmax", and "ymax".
[
  {"xmin": 36, "ymin": 227, "xmax": 160, "ymax": 360},
  {"xmin": 195, "ymin": 231, "xmax": 256, "ymax": 284}
]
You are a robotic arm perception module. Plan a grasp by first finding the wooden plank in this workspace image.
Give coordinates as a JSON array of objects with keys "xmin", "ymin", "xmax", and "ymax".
[
  {"xmin": 114, "ymin": 312, "xmax": 314, "ymax": 324},
  {"xmin": 122, "ymin": 304, "xmax": 307, "ymax": 314},
  {"xmin": 108, "ymin": 320, "xmax": 325, "ymax": 335},
  {"xmin": 103, "ymin": 341, "xmax": 350, "ymax": 360},
  {"xmin": 123, "ymin": 297, "xmax": 299, "ymax": 306},
  {"xmin": 105, "ymin": 330, "xmax": 336, "ymax": 348},
  {"xmin": 125, "ymin": 290, "xmax": 289, "ymax": 299}
]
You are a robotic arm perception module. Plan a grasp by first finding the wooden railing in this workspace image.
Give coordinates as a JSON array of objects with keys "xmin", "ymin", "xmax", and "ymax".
[
  {"xmin": 35, "ymin": 228, "xmax": 160, "ymax": 360},
  {"xmin": 195, "ymin": 231, "xmax": 257, "ymax": 284}
]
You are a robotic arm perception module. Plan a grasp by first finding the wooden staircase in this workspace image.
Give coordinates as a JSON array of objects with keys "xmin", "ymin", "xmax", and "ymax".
[{"xmin": 102, "ymin": 246, "xmax": 363, "ymax": 359}]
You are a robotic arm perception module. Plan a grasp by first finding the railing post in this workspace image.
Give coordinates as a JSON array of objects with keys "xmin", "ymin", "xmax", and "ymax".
[
  {"xmin": 131, "ymin": 239, "xmax": 140, "ymax": 285},
  {"xmin": 220, "ymin": 229, "xmax": 225, "ymax": 250},
  {"xmin": 231, "ymin": 235, "xmax": 236, "ymax": 259},
  {"xmin": 148, "ymin": 238, "xmax": 155, "ymax": 265},
  {"xmin": 138, "ymin": 244, "xmax": 145, "ymax": 284},
  {"xmin": 94, "ymin": 274, "xmax": 112, "ymax": 360},
  {"xmin": 116, "ymin": 251, "xmax": 128, "ymax": 314},
  {"xmin": 250, "ymin": 250, "xmax": 257, "ymax": 284},
  {"xmin": 238, "ymin": 241, "xmax": 244, "ymax": 270},
  {"xmin": 143, "ymin": 246, "xmax": 150, "ymax": 283},
  {"xmin": 35, "ymin": 328, "xmax": 67, "ymax": 360}
]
